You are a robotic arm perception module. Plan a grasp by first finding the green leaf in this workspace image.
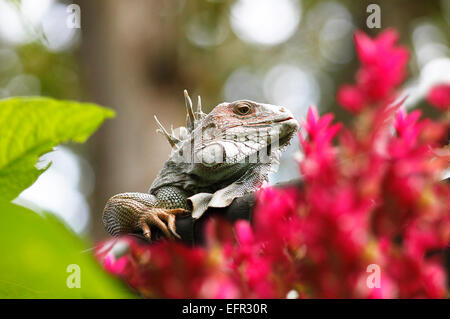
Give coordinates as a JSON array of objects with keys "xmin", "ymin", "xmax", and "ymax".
[
  {"xmin": 0, "ymin": 97, "xmax": 115, "ymax": 201},
  {"xmin": 0, "ymin": 199, "xmax": 135, "ymax": 298}
]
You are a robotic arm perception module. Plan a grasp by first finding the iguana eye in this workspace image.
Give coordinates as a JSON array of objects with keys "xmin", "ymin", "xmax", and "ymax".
[{"xmin": 233, "ymin": 103, "xmax": 252, "ymax": 116}]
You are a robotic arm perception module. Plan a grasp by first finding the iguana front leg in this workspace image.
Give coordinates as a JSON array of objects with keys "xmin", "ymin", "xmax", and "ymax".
[{"xmin": 102, "ymin": 186, "xmax": 189, "ymax": 240}]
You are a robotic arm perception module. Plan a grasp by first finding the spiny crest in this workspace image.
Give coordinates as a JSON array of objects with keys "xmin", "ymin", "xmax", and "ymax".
[{"xmin": 154, "ymin": 89, "xmax": 206, "ymax": 149}]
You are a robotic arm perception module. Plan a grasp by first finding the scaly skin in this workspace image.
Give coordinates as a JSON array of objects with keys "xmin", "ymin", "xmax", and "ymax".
[{"xmin": 102, "ymin": 90, "xmax": 299, "ymax": 240}]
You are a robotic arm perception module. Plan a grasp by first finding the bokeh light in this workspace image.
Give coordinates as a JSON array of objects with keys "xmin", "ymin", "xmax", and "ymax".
[
  {"xmin": 263, "ymin": 64, "xmax": 320, "ymax": 118},
  {"xmin": 223, "ymin": 67, "xmax": 263, "ymax": 102},
  {"xmin": 186, "ymin": 11, "xmax": 229, "ymax": 47},
  {"xmin": 230, "ymin": 0, "xmax": 301, "ymax": 46}
]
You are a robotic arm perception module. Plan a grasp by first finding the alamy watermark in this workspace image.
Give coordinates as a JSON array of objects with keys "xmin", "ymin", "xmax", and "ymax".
[
  {"xmin": 366, "ymin": 264, "xmax": 381, "ymax": 289},
  {"xmin": 169, "ymin": 126, "xmax": 281, "ymax": 166},
  {"xmin": 66, "ymin": 264, "xmax": 81, "ymax": 288},
  {"xmin": 366, "ymin": 4, "xmax": 381, "ymax": 29},
  {"xmin": 66, "ymin": 4, "xmax": 81, "ymax": 29}
]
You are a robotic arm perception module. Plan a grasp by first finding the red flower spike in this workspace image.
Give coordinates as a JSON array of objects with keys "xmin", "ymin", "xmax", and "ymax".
[
  {"xmin": 338, "ymin": 29, "xmax": 409, "ymax": 112},
  {"xmin": 337, "ymin": 85, "xmax": 366, "ymax": 113},
  {"xmin": 427, "ymin": 84, "xmax": 450, "ymax": 111}
]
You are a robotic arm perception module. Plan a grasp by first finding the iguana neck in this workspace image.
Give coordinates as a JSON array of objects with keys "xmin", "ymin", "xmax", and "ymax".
[{"xmin": 149, "ymin": 159, "xmax": 271, "ymax": 196}]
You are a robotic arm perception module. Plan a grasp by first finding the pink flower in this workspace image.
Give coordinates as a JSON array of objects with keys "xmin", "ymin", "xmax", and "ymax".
[
  {"xmin": 299, "ymin": 107, "xmax": 341, "ymax": 182},
  {"xmin": 427, "ymin": 84, "xmax": 450, "ymax": 111},
  {"xmin": 95, "ymin": 237, "xmax": 135, "ymax": 276},
  {"xmin": 337, "ymin": 85, "xmax": 366, "ymax": 113},
  {"xmin": 337, "ymin": 29, "xmax": 409, "ymax": 112},
  {"xmin": 235, "ymin": 220, "xmax": 254, "ymax": 245},
  {"xmin": 421, "ymin": 263, "xmax": 447, "ymax": 298},
  {"xmin": 103, "ymin": 255, "xmax": 130, "ymax": 275},
  {"xmin": 200, "ymin": 276, "xmax": 240, "ymax": 299}
]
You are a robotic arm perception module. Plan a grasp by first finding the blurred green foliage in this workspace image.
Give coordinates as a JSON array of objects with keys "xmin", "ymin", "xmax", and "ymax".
[
  {"xmin": 0, "ymin": 199, "xmax": 134, "ymax": 298},
  {"xmin": 0, "ymin": 97, "xmax": 114, "ymax": 201},
  {"xmin": 0, "ymin": 97, "xmax": 132, "ymax": 298},
  {"xmin": 17, "ymin": 43, "xmax": 82, "ymax": 100}
]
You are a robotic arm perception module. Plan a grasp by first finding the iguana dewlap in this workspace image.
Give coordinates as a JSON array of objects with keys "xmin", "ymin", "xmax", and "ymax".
[{"xmin": 102, "ymin": 90, "xmax": 299, "ymax": 240}]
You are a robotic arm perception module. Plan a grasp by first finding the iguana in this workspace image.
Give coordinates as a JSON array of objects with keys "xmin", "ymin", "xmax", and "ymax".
[{"xmin": 102, "ymin": 90, "xmax": 299, "ymax": 240}]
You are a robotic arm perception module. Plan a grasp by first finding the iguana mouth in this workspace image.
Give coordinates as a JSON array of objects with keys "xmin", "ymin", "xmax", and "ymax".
[
  {"xmin": 242, "ymin": 116, "xmax": 298, "ymax": 148},
  {"xmin": 275, "ymin": 117, "xmax": 298, "ymax": 147},
  {"xmin": 273, "ymin": 116, "xmax": 294, "ymax": 123},
  {"xmin": 248, "ymin": 115, "xmax": 296, "ymax": 127}
]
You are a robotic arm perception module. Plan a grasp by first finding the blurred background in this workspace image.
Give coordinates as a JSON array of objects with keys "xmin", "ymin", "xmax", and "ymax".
[{"xmin": 0, "ymin": 0, "xmax": 448, "ymax": 241}]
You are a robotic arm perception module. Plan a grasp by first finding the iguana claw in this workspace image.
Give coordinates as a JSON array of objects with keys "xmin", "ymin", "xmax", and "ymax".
[{"xmin": 138, "ymin": 207, "xmax": 187, "ymax": 240}]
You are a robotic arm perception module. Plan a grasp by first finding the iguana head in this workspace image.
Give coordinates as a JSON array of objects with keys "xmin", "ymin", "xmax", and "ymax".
[{"xmin": 155, "ymin": 90, "xmax": 299, "ymax": 167}]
